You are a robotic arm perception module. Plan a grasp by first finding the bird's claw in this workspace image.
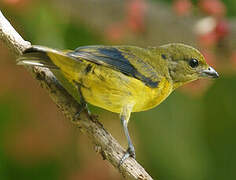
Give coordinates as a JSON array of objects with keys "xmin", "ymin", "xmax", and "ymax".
[
  {"xmin": 119, "ymin": 146, "xmax": 136, "ymax": 167},
  {"xmin": 74, "ymin": 104, "xmax": 92, "ymax": 121}
]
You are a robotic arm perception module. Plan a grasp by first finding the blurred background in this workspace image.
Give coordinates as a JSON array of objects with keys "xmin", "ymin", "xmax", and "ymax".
[{"xmin": 0, "ymin": 0, "xmax": 236, "ymax": 179}]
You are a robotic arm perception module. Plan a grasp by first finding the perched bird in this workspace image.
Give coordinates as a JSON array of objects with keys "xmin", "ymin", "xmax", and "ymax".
[{"xmin": 17, "ymin": 43, "xmax": 219, "ymax": 165}]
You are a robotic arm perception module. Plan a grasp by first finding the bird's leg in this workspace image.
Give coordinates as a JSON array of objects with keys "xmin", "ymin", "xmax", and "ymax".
[
  {"xmin": 74, "ymin": 84, "xmax": 91, "ymax": 120},
  {"xmin": 119, "ymin": 104, "xmax": 135, "ymax": 166},
  {"xmin": 119, "ymin": 115, "xmax": 135, "ymax": 164}
]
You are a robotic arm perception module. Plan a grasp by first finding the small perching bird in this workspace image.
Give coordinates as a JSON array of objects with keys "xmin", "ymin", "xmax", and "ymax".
[{"xmin": 17, "ymin": 43, "xmax": 219, "ymax": 165}]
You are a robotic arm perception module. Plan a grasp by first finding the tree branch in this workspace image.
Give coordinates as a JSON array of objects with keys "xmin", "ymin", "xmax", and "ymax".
[{"xmin": 0, "ymin": 10, "xmax": 153, "ymax": 180}]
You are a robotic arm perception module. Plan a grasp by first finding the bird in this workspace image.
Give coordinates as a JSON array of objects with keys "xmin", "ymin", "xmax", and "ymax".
[{"xmin": 17, "ymin": 43, "xmax": 219, "ymax": 165}]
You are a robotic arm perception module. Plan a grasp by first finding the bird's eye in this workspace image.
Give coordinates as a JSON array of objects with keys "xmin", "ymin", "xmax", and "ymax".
[{"xmin": 189, "ymin": 58, "xmax": 199, "ymax": 68}]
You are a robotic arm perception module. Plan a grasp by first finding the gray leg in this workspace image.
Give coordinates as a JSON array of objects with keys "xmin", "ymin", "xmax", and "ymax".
[{"xmin": 119, "ymin": 115, "xmax": 136, "ymax": 166}]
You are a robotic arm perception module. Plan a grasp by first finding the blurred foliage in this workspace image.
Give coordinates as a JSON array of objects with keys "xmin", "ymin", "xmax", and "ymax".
[
  {"xmin": 157, "ymin": 0, "xmax": 236, "ymax": 17},
  {"xmin": 135, "ymin": 75, "xmax": 236, "ymax": 180},
  {"xmin": 0, "ymin": 0, "xmax": 236, "ymax": 180}
]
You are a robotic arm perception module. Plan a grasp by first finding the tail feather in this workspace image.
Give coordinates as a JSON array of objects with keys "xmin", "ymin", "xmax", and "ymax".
[{"xmin": 17, "ymin": 46, "xmax": 60, "ymax": 69}]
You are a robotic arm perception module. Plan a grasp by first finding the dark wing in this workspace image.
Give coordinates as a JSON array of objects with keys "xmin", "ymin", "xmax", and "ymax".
[{"xmin": 67, "ymin": 45, "xmax": 160, "ymax": 88}]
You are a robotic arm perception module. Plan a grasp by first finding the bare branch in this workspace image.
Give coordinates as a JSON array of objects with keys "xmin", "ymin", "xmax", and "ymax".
[{"xmin": 0, "ymin": 10, "xmax": 153, "ymax": 180}]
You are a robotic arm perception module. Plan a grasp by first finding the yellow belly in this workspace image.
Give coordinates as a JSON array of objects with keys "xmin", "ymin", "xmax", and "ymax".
[{"xmin": 78, "ymin": 65, "xmax": 173, "ymax": 113}]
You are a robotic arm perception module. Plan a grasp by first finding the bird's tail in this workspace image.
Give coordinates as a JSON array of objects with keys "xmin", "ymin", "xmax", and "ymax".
[{"xmin": 17, "ymin": 45, "xmax": 69, "ymax": 69}]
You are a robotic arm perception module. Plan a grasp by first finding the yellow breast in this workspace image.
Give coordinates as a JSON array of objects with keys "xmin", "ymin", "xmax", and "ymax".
[{"xmin": 133, "ymin": 77, "xmax": 173, "ymax": 112}]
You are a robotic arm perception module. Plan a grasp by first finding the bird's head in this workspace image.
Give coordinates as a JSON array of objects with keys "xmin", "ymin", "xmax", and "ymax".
[{"xmin": 159, "ymin": 43, "xmax": 219, "ymax": 88}]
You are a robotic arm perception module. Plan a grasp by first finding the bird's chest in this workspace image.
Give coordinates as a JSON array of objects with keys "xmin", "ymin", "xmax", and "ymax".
[{"xmin": 132, "ymin": 77, "xmax": 173, "ymax": 112}]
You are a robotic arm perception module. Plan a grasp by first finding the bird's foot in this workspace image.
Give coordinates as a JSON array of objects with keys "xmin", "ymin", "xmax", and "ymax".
[
  {"xmin": 119, "ymin": 146, "xmax": 136, "ymax": 167},
  {"xmin": 74, "ymin": 103, "xmax": 92, "ymax": 121}
]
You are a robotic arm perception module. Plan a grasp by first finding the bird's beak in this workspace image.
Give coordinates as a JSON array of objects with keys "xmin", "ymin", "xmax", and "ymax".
[{"xmin": 201, "ymin": 66, "xmax": 219, "ymax": 78}]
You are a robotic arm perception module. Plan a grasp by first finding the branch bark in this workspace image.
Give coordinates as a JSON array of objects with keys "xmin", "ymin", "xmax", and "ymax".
[{"xmin": 0, "ymin": 10, "xmax": 153, "ymax": 180}]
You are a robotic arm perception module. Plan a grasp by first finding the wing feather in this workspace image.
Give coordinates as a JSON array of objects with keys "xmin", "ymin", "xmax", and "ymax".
[{"xmin": 68, "ymin": 46, "xmax": 160, "ymax": 88}]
